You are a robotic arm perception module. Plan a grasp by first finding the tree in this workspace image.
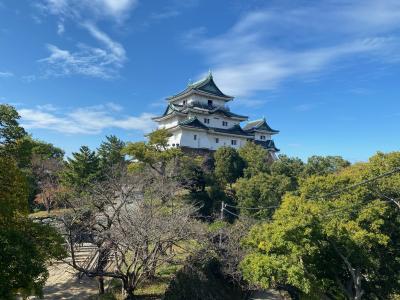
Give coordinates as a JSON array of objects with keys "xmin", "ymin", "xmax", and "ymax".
[
  {"xmin": 270, "ymin": 154, "xmax": 305, "ymax": 190},
  {"xmin": 233, "ymin": 173, "xmax": 291, "ymax": 219},
  {"xmin": 0, "ymin": 156, "xmax": 66, "ymax": 298},
  {"xmin": 123, "ymin": 129, "xmax": 182, "ymax": 204},
  {"xmin": 238, "ymin": 142, "xmax": 271, "ymax": 177},
  {"xmin": 214, "ymin": 147, "xmax": 244, "ymax": 187},
  {"xmin": 98, "ymin": 135, "xmax": 126, "ymax": 174},
  {"xmin": 0, "ymin": 104, "xmax": 26, "ymax": 150},
  {"xmin": 303, "ymin": 155, "xmax": 350, "ymax": 177},
  {"xmin": 62, "ymin": 146, "xmax": 100, "ymax": 193},
  {"xmin": 123, "ymin": 128, "xmax": 181, "ymax": 177},
  {"xmin": 241, "ymin": 153, "xmax": 400, "ymax": 299},
  {"xmin": 62, "ymin": 165, "xmax": 200, "ymax": 299},
  {"xmin": 32, "ymin": 154, "xmax": 64, "ymax": 213}
]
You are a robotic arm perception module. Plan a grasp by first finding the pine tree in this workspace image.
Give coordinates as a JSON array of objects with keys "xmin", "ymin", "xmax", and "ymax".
[
  {"xmin": 98, "ymin": 135, "xmax": 125, "ymax": 173},
  {"xmin": 62, "ymin": 146, "xmax": 100, "ymax": 192}
]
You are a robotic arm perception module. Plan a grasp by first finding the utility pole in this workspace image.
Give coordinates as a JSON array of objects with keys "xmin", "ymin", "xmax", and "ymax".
[{"xmin": 219, "ymin": 201, "xmax": 224, "ymax": 247}]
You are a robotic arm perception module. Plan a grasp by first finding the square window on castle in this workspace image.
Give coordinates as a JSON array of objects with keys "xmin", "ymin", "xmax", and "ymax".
[
  {"xmin": 222, "ymin": 121, "xmax": 228, "ymax": 126},
  {"xmin": 215, "ymin": 138, "xmax": 219, "ymax": 143},
  {"xmin": 260, "ymin": 135, "xmax": 266, "ymax": 140},
  {"xmin": 204, "ymin": 118, "xmax": 210, "ymax": 124},
  {"xmin": 194, "ymin": 134, "xmax": 197, "ymax": 140},
  {"xmin": 183, "ymin": 100, "xmax": 187, "ymax": 105},
  {"xmin": 231, "ymin": 140, "xmax": 237, "ymax": 145},
  {"xmin": 208, "ymin": 100, "xmax": 213, "ymax": 106}
]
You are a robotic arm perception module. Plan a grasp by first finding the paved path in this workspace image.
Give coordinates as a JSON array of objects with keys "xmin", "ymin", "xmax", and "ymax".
[
  {"xmin": 40, "ymin": 263, "xmax": 98, "ymax": 300},
  {"xmin": 249, "ymin": 290, "xmax": 286, "ymax": 300}
]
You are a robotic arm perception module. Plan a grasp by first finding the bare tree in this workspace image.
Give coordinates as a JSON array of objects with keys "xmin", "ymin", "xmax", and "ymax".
[
  {"xmin": 207, "ymin": 217, "xmax": 255, "ymax": 287},
  {"xmin": 32, "ymin": 154, "xmax": 63, "ymax": 212},
  {"xmin": 61, "ymin": 164, "xmax": 201, "ymax": 299}
]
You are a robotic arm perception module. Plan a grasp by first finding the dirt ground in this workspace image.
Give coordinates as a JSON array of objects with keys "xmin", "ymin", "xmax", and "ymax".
[{"xmin": 39, "ymin": 263, "xmax": 99, "ymax": 300}]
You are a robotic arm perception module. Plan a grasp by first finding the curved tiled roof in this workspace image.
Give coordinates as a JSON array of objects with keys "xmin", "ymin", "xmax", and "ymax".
[
  {"xmin": 178, "ymin": 117, "xmax": 209, "ymax": 130},
  {"xmin": 167, "ymin": 73, "xmax": 233, "ymax": 101},
  {"xmin": 243, "ymin": 118, "xmax": 279, "ymax": 133},
  {"xmin": 153, "ymin": 102, "xmax": 248, "ymax": 120},
  {"xmin": 254, "ymin": 140, "xmax": 280, "ymax": 152},
  {"xmin": 211, "ymin": 124, "xmax": 251, "ymax": 137}
]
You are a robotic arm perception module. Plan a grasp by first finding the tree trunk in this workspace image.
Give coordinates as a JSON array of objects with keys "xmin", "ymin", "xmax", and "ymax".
[
  {"xmin": 122, "ymin": 278, "xmax": 136, "ymax": 300},
  {"xmin": 98, "ymin": 276, "xmax": 105, "ymax": 294}
]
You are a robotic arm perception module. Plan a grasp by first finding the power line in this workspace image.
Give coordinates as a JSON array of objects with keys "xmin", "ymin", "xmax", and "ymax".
[
  {"xmin": 223, "ymin": 208, "xmax": 240, "ymax": 218},
  {"xmin": 221, "ymin": 167, "xmax": 400, "ymax": 220},
  {"xmin": 313, "ymin": 167, "xmax": 400, "ymax": 200},
  {"xmin": 224, "ymin": 203, "xmax": 278, "ymax": 210}
]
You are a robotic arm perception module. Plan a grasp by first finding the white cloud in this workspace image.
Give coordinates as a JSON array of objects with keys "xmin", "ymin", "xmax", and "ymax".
[
  {"xmin": 39, "ymin": 0, "xmax": 137, "ymax": 22},
  {"xmin": 186, "ymin": 0, "xmax": 400, "ymax": 97},
  {"xmin": 83, "ymin": 22, "xmax": 125, "ymax": 61},
  {"xmin": 19, "ymin": 103, "xmax": 156, "ymax": 134},
  {"xmin": 0, "ymin": 71, "xmax": 14, "ymax": 77},
  {"xmin": 37, "ymin": 0, "xmax": 133, "ymax": 78},
  {"xmin": 40, "ymin": 23, "xmax": 126, "ymax": 78},
  {"xmin": 57, "ymin": 22, "xmax": 65, "ymax": 35}
]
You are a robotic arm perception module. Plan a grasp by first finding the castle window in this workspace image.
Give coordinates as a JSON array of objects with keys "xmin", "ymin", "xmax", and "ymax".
[
  {"xmin": 231, "ymin": 140, "xmax": 237, "ymax": 146},
  {"xmin": 208, "ymin": 100, "xmax": 213, "ymax": 106},
  {"xmin": 215, "ymin": 138, "xmax": 219, "ymax": 143},
  {"xmin": 194, "ymin": 134, "xmax": 197, "ymax": 140},
  {"xmin": 172, "ymin": 143, "xmax": 175, "ymax": 147},
  {"xmin": 222, "ymin": 121, "xmax": 228, "ymax": 126},
  {"xmin": 183, "ymin": 100, "xmax": 187, "ymax": 105},
  {"xmin": 260, "ymin": 135, "xmax": 266, "ymax": 140},
  {"xmin": 176, "ymin": 143, "xmax": 179, "ymax": 147},
  {"xmin": 204, "ymin": 118, "xmax": 210, "ymax": 124}
]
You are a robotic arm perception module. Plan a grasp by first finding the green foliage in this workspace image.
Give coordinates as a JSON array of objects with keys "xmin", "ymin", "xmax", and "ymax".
[
  {"xmin": 98, "ymin": 135, "xmax": 126, "ymax": 172},
  {"xmin": 62, "ymin": 146, "xmax": 101, "ymax": 192},
  {"xmin": 13, "ymin": 136, "xmax": 64, "ymax": 169},
  {"xmin": 164, "ymin": 252, "xmax": 245, "ymax": 300},
  {"xmin": 30, "ymin": 138, "xmax": 64, "ymax": 160},
  {"xmin": 0, "ymin": 219, "xmax": 66, "ymax": 299},
  {"xmin": 241, "ymin": 152, "xmax": 400, "ymax": 299},
  {"xmin": 0, "ymin": 156, "xmax": 66, "ymax": 299},
  {"xmin": 123, "ymin": 129, "xmax": 181, "ymax": 176},
  {"xmin": 176, "ymin": 156, "xmax": 206, "ymax": 192},
  {"xmin": 238, "ymin": 141, "xmax": 271, "ymax": 177},
  {"xmin": 270, "ymin": 154, "xmax": 305, "ymax": 190},
  {"xmin": 303, "ymin": 155, "xmax": 350, "ymax": 177},
  {"xmin": 0, "ymin": 156, "xmax": 29, "ymax": 219},
  {"xmin": 0, "ymin": 104, "xmax": 26, "ymax": 149},
  {"xmin": 233, "ymin": 173, "xmax": 291, "ymax": 219},
  {"xmin": 214, "ymin": 147, "xmax": 244, "ymax": 186}
]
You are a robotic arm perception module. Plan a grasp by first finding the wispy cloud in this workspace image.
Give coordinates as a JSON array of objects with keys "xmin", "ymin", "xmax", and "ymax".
[
  {"xmin": 19, "ymin": 103, "xmax": 156, "ymax": 134},
  {"xmin": 185, "ymin": 1, "xmax": 400, "ymax": 97},
  {"xmin": 57, "ymin": 22, "xmax": 65, "ymax": 35},
  {"xmin": 0, "ymin": 71, "xmax": 14, "ymax": 78},
  {"xmin": 38, "ymin": 0, "xmax": 137, "ymax": 22},
  {"xmin": 40, "ymin": 23, "xmax": 126, "ymax": 78},
  {"xmin": 293, "ymin": 103, "xmax": 317, "ymax": 112},
  {"xmin": 37, "ymin": 1, "xmax": 133, "ymax": 78}
]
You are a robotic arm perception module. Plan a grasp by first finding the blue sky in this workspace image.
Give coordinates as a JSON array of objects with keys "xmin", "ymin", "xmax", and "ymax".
[{"xmin": 0, "ymin": 0, "xmax": 399, "ymax": 161}]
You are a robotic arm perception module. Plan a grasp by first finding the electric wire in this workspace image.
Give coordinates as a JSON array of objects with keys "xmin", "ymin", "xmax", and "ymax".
[{"xmin": 222, "ymin": 167, "xmax": 400, "ymax": 219}]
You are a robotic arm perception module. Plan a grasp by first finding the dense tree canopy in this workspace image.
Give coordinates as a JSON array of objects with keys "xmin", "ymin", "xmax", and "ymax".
[
  {"xmin": 238, "ymin": 142, "xmax": 271, "ymax": 177},
  {"xmin": 303, "ymin": 155, "xmax": 351, "ymax": 177},
  {"xmin": 241, "ymin": 152, "xmax": 400, "ymax": 299},
  {"xmin": 214, "ymin": 147, "xmax": 244, "ymax": 186},
  {"xmin": 234, "ymin": 173, "xmax": 291, "ymax": 219},
  {"xmin": 0, "ymin": 156, "xmax": 65, "ymax": 298}
]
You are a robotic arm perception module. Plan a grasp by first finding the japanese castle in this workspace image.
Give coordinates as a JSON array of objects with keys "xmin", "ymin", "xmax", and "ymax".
[{"xmin": 153, "ymin": 72, "xmax": 279, "ymax": 158}]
